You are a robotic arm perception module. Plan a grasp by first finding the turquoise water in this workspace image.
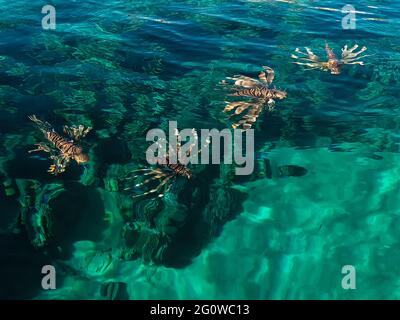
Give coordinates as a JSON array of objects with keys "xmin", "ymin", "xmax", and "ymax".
[{"xmin": 1, "ymin": 0, "xmax": 400, "ymax": 299}]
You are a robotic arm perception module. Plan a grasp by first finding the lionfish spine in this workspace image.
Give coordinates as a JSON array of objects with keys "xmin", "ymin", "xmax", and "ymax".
[{"xmin": 325, "ymin": 43, "xmax": 337, "ymax": 61}]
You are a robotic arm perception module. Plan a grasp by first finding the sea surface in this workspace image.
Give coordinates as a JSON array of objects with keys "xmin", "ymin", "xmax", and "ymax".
[{"xmin": 0, "ymin": 0, "xmax": 400, "ymax": 300}]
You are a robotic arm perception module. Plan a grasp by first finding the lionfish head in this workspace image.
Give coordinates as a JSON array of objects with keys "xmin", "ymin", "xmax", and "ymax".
[
  {"xmin": 185, "ymin": 170, "xmax": 192, "ymax": 179},
  {"xmin": 274, "ymin": 89, "xmax": 287, "ymax": 99},
  {"xmin": 74, "ymin": 153, "xmax": 90, "ymax": 164},
  {"xmin": 327, "ymin": 60, "xmax": 341, "ymax": 75},
  {"xmin": 330, "ymin": 67, "xmax": 340, "ymax": 75}
]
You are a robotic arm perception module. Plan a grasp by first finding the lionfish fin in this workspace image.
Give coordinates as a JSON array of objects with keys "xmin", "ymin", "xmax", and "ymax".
[{"xmin": 28, "ymin": 115, "xmax": 53, "ymax": 133}]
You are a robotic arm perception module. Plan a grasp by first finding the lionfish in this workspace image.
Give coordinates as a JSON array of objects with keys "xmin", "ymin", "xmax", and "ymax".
[
  {"xmin": 291, "ymin": 43, "xmax": 368, "ymax": 75},
  {"xmin": 125, "ymin": 129, "xmax": 210, "ymax": 199},
  {"xmin": 28, "ymin": 115, "xmax": 91, "ymax": 175},
  {"xmin": 221, "ymin": 66, "xmax": 287, "ymax": 130}
]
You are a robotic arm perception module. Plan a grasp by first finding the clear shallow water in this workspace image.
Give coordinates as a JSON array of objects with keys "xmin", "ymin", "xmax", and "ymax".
[{"xmin": 1, "ymin": 0, "xmax": 400, "ymax": 299}]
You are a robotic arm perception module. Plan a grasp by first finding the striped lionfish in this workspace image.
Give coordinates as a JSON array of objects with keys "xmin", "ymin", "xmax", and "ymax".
[
  {"xmin": 221, "ymin": 66, "xmax": 287, "ymax": 130},
  {"xmin": 28, "ymin": 115, "xmax": 91, "ymax": 175},
  {"xmin": 126, "ymin": 129, "xmax": 210, "ymax": 199},
  {"xmin": 291, "ymin": 43, "xmax": 368, "ymax": 75}
]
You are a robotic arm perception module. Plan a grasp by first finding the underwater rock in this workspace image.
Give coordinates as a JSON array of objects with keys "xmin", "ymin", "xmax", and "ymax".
[
  {"xmin": 52, "ymin": 110, "xmax": 93, "ymax": 133},
  {"xmin": 2, "ymin": 178, "xmax": 17, "ymax": 197},
  {"xmin": 13, "ymin": 179, "xmax": 63, "ymax": 249},
  {"xmin": 134, "ymin": 197, "xmax": 164, "ymax": 225},
  {"xmin": 357, "ymin": 53, "xmax": 400, "ymax": 101},
  {"xmin": 28, "ymin": 33, "xmax": 75, "ymax": 65},
  {"xmin": 61, "ymin": 243, "xmax": 118, "ymax": 280},
  {"xmin": 29, "ymin": 204, "xmax": 54, "ymax": 248},
  {"xmin": 0, "ymin": 181, "xmax": 5, "ymax": 202},
  {"xmin": 371, "ymin": 57, "xmax": 400, "ymax": 85},
  {"xmin": 0, "ymin": 175, "xmax": 20, "ymax": 233},
  {"xmin": 13, "ymin": 180, "xmax": 107, "ymax": 256},
  {"xmin": 78, "ymin": 147, "xmax": 101, "ymax": 187},
  {"xmin": 98, "ymin": 188, "xmax": 127, "ymax": 235},
  {"xmin": 10, "ymin": 182, "xmax": 60, "ymax": 251},
  {"xmin": 366, "ymin": 154, "xmax": 384, "ymax": 161},
  {"xmin": 103, "ymin": 177, "xmax": 119, "ymax": 192},
  {"xmin": 83, "ymin": 250, "xmax": 114, "ymax": 276},
  {"xmin": 264, "ymin": 159, "xmax": 273, "ymax": 179},
  {"xmin": 155, "ymin": 163, "xmax": 245, "ymax": 268},
  {"xmin": 101, "ymin": 165, "xmax": 137, "ymax": 221},
  {"xmin": 249, "ymin": 157, "xmax": 308, "ymax": 180},
  {"xmin": 357, "ymin": 81, "xmax": 385, "ymax": 101},
  {"xmin": 56, "ymin": 240, "xmax": 119, "ymax": 281},
  {"xmin": 120, "ymin": 221, "xmax": 170, "ymax": 264},
  {"xmin": 7, "ymin": 62, "xmax": 29, "ymax": 77},
  {"xmin": 49, "ymin": 183, "xmax": 107, "ymax": 252},
  {"xmin": 248, "ymin": 159, "xmax": 272, "ymax": 181},
  {"xmin": 0, "ymin": 86, "xmax": 27, "ymax": 115},
  {"xmin": 122, "ymin": 123, "xmax": 152, "ymax": 164},
  {"xmin": 154, "ymin": 202, "xmax": 188, "ymax": 236},
  {"xmin": 53, "ymin": 88, "xmax": 97, "ymax": 110},
  {"xmin": 203, "ymin": 183, "xmax": 246, "ymax": 239},
  {"xmin": 153, "ymin": 183, "xmax": 188, "ymax": 236},
  {"xmin": 219, "ymin": 163, "xmax": 237, "ymax": 183},
  {"xmin": 100, "ymin": 281, "xmax": 129, "ymax": 300},
  {"xmin": 98, "ymin": 107, "xmax": 126, "ymax": 137},
  {"xmin": 278, "ymin": 165, "xmax": 308, "ymax": 178}
]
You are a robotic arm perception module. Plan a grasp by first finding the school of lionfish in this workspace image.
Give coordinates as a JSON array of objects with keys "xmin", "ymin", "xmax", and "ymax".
[{"xmin": 28, "ymin": 42, "xmax": 367, "ymax": 199}]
